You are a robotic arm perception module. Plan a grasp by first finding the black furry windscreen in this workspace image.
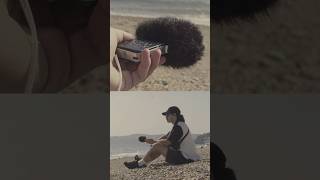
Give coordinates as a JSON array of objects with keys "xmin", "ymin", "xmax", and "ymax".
[
  {"xmin": 213, "ymin": 142, "xmax": 237, "ymax": 180},
  {"xmin": 213, "ymin": 0, "xmax": 278, "ymax": 22},
  {"xmin": 136, "ymin": 17, "xmax": 204, "ymax": 68}
]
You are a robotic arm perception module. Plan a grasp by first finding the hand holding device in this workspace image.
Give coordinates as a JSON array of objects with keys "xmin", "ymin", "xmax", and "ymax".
[{"xmin": 111, "ymin": 28, "xmax": 165, "ymax": 91}]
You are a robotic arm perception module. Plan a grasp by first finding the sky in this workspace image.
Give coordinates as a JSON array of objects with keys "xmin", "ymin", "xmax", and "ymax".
[{"xmin": 110, "ymin": 91, "xmax": 210, "ymax": 136}]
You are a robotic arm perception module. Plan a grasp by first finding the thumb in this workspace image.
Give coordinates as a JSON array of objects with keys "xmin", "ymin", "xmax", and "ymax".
[{"xmin": 115, "ymin": 29, "xmax": 135, "ymax": 43}]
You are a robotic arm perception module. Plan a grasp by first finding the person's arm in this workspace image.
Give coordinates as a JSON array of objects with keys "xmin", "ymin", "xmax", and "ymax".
[
  {"xmin": 144, "ymin": 138, "xmax": 157, "ymax": 145},
  {"xmin": 144, "ymin": 138, "xmax": 171, "ymax": 146},
  {"xmin": 143, "ymin": 127, "xmax": 183, "ymax": 146},
  {"xmin": 167, "ymin": 126, "xmax": 183, "ymax": 146},
  {"xmin": 158, "ymin": 132, "xmax": 170, "ymax": 140},
  {"xmin": 144, "ymin": 132, "xmax": 170, "ymax": 144}
]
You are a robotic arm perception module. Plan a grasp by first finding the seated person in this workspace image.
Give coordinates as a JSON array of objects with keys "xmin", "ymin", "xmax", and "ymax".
[{"xmin": 124, "ymin": 106, "xmax": 200, "ymax": 169}]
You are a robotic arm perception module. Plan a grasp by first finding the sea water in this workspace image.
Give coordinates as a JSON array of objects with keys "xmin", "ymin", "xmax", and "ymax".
[
  {"xmin": 110, "ymin": 0, "xmax": 210, "ymax": 26},
  {"xmin": 110, "ymin": 134, "xmax": 208, "ymax": 160},
  {"xmin": 110, "ymin": 135, "xmax": 157, "ymax": 159}
]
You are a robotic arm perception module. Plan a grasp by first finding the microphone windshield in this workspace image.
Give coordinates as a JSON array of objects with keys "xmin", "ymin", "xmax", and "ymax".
[
  {"xmin": 136, "ymin": 17, "xmax": 204, "ymax": 68},
  {"xmin": 213, "ymin": 0, "xmax": 278, "ymax": 22},
  {"xmin": 138, "ymin": 136, "xmax": 146, "ymax": 142}
]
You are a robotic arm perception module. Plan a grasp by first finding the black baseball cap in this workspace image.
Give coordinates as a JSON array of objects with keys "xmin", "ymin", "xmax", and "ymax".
[{"xmin": 162, "ymin": 106, "xmax": 181, "ymax": 116}]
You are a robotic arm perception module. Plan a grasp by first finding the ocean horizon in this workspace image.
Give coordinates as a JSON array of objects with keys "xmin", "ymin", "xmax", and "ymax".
[{"xmin": 110, "ymin": 0, "xmax": 210, "ymax": 26}]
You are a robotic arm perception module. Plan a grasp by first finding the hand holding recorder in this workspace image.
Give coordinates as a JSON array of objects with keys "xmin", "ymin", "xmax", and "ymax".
[
  {"xmin": 138, "ymin": 136, "xmax": 156, "ymax": 145},
  {"xmin": 110, "ymin": 28, "xmax": 165, "ymax": 91}
]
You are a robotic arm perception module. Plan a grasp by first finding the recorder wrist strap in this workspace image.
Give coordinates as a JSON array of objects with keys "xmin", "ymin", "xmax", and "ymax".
[{"xmin": 113, "ymin": 55, "xmax": 123, "ymax": 91}]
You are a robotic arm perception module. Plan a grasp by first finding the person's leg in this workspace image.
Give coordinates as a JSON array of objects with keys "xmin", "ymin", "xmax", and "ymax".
[
  {"xmin": 165, "ymin": 147, "xmax": 191, "ymax": 165},
  {"xmin": 124, "ymin": 142, "xmax": 169, "ymax": 169},
  {"xmin": 142, "ymin": 142, "xmax": 168, "ymax": 164}
]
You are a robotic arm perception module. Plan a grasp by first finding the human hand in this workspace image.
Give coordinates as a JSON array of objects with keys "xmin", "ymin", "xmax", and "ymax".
[
  {"xmin": 110, "ymin": 28, "xmax": 166, "ymax": 91},
  {"xmin": 119, "ymin": 49, "xmax": 166, "ymax": 90},
  {"xmin": 110, "ymin": 27, "xmax": 135, "ymax": 59},
  {"xmin": 110, "ymin": 27, "xmax": 134, "ymax": 90},
  {"xmin": 145, "ymin": 138, "xmax": 157, "ymax": 145},
  {"xmin": 18, "ymin": 0, "xmax": 108, "ymax": 92}
]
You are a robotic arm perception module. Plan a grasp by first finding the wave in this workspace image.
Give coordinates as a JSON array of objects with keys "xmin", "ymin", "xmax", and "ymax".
[
  {"xmin": 110, "ymin": 0, "xmax": 210, "ymax": 26},
  {"xmin": 110, "ymin": 143, "xmax": 209, "ymax": 160},
  {"xmin": 111, "ymin": 12, "xmax": 210, "ymax": 26},
  {"xmin": 110, "ymin": 151, "xmax": 146, "ymax": 160}
]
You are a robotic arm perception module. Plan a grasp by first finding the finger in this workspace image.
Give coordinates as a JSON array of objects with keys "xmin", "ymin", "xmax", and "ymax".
[
  {"xmin": 124, "ymin": 61, "xmax": 139, "ymax": 72},
  {"xmin": 160, "ymin": 57, "xmax": 166, "ymax": 65},
  {"xmin": 120, "ymin": 70, "xmax": 133, "ymax": 91},
  {"xmin": 148, "ymin": 49, "xmax": 161, "ymax": 76},
  {"xmin": 122, "ymin": 31, "xmax": 135, "ymax": 41},
  {"xmin": 135, "ymin": 49, "xmax": 151, "ymax": 81},
  {"xmin": 115, "ymin": 29, "xmax": 134, "ymax": 42},
  {"xmin": 110, "ymin": 59, "xmax": 122, "ymax": 90}
]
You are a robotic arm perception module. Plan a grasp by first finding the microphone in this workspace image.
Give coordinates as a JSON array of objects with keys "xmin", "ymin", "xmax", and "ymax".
[
  {"xmin": 213, "ymin": 0, "xmax": 278, "ymax": 22},
  {"xmin": 136, "ymin": 17, "xmax": 204, "ymax": 68},
  {"xmin": 138, "ymin": 136, "xmax": 146, "ymax": 142}
]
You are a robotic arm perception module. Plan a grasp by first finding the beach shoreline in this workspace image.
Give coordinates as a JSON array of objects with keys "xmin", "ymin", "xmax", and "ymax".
[
  {"xmin": 110, "ymin": 13, "xmax": 210, "ymax": 27},
  {"xmin": 110, "ymin": 0, "xmax": 210, "ymax": 27},
  {"xmin": 110, "ymin": 145, "xmax": 210, "ymax": 180}
]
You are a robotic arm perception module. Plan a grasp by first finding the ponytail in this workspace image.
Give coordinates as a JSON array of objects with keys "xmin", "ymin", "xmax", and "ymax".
[{"xmin": 177, "ymin": 114, "xmax": 185, "ymax": 122}]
